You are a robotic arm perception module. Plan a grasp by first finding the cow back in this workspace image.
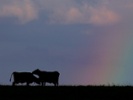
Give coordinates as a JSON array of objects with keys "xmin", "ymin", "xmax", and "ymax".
[
  {"xmin": 40, "ymin": 71, "xmax": 59, "ymax": 83},
  {"xmin": 13, "ymin": 72, "xmax": 35, "ymax": 83}
]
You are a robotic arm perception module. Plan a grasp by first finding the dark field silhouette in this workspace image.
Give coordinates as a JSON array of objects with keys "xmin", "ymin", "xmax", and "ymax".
[{"xmin": 0, "ymin": 85, "xmax": 133, "ymax": 99}]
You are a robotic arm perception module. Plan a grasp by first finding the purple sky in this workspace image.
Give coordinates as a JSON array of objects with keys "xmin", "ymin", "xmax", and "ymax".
[{"xmin": 0, "ymin": 0, "xmax": 133, "ymax": 85}]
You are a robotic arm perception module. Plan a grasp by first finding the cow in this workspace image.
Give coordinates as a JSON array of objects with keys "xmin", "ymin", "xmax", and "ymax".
[
  {"xmin": 10, "ymin": 71, "xmax": 40, "ymax": 86},
  {"xmin": 32, "ymin": 69, "xmax": 60, "ymax": 86}
]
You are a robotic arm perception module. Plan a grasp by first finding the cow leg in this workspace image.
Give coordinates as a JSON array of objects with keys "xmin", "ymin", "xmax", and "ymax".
[
  {"xmin": 41, "ymin": 82, "xmax": 43, "ymax": 86},
  {"xmin": 55, "ymin": 83, "xmax": 58, "ymax": 86},
  {"xmin": 12, "ymin": 82, "xmax": 15, "ymax": 86},
  {"xmin": 53, "ymin": 83, "xmax": 56, "ymax": 86},
  {"xmin": 40, "ymin": 82, "xmax": 43, "ymax": 86},
  {"xmin": 44, "ymin": 82, "xmax": 46, "ymax": 86},
  {"xmin": 43, "ymin": 82, "xmax": 46, "ymax": 86},
  {"xmin": 26, "ymin": 82, "xmax": 29, "ymax": 86},
  {"xmin": 54, "ymin": 82, "xmax": 58, "ymax": 86},
  {"xmin": 57, "ymin": 82, "xmax": 59, "ymax": 86}
]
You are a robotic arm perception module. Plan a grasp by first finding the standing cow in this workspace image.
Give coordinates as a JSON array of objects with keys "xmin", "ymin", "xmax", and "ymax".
[
  {"xmin": 32, "ymin": 69, "xmax": 60, "ymax": 86},
  {"xmin": 10, "ymin": 71, "xmax": 40, "ymax": 86}
]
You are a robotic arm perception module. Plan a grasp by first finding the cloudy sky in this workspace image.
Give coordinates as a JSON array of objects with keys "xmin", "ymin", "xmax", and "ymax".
[{"xmin": 0, "ymin": 0, "xmax": 133, "ymax": 85}]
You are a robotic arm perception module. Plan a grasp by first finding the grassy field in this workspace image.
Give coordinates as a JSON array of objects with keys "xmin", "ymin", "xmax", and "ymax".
[{"xmin": 0, "ymin": 85, "xmax": 133, "ymax": 99}]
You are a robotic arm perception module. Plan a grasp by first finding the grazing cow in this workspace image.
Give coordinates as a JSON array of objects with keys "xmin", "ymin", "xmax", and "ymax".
[
  {"xmin": 32, "ymin": 69, "xmax": 60, "ymax": 86},
  {"xmin": 10, "ymin": 71, "xmax": 40, "ymax": 86}
]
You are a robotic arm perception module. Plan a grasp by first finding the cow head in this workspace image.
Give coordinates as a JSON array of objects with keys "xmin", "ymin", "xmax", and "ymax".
[{"xmin": 32, "ymin": 69, "xmax": 41, "ymax": 75}]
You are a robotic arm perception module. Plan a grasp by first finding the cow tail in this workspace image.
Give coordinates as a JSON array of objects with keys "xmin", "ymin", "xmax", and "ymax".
[{"xmin": 10, "ymin": 72, "xmax": 13, "ymax": 82}]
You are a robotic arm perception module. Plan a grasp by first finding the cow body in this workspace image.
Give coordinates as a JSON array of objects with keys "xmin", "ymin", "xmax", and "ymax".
[
  {"xmin": 32, "ymin": 69, "xmax": 60, "ymax": 86},
  {"xmin": 10, "ymin": 72, "xmax": 40, "ymax": 86}
]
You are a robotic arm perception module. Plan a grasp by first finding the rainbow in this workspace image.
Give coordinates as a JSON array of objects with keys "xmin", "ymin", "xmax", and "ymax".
[{"xmin": 81, "ymin": 27, "xmax": 133, "ymax": 85}]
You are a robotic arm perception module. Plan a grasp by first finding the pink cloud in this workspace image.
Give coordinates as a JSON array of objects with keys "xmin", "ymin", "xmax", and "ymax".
[
  {"xmin": 66, "ymin": 8, "xmax": 82, "ymax": 23},
  {"xmin": 49, "ymin": 3, "xmax": 120, "ymax": 25},
  {"xmin": 0, "ymin": 0, "xmax": 132, "ymax": 25},
  {"xmin": 89, "ymin": 6, "xmax": 120, "ymax": 25},
  {"xmin": 0, "ymin": 0, "xmax": 38, "ymax": 23}
]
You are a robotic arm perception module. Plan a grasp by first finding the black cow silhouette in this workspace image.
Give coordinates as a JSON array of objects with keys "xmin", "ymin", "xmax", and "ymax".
[
  {"xmin": 32, "ymin": 69, "xmax": 60, "ymax": 86},
  {"xmin": 10, "ymin": 71, "xmax": 40, "ymax": 86}
]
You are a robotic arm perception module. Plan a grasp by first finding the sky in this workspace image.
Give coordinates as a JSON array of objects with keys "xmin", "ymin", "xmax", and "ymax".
[{"xmin": 0, "ymin": 0, "xmax": 133, "ymax": 86}]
